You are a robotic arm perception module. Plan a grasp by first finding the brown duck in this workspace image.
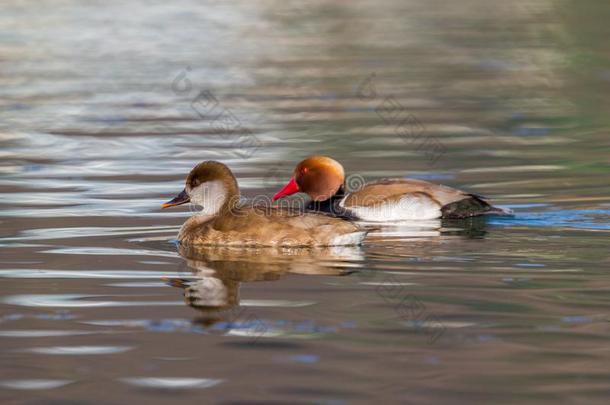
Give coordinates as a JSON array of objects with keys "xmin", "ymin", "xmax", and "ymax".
[
  {"xmin": 272, "ymin": 156, "xmax": 511, "ymax": 221},
  {"xmin": 162, "ymin": 161, "xmax": 367, "ymax": 246}
]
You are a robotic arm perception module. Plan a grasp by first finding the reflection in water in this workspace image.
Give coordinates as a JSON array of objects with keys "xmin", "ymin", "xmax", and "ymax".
[
  {"xmin": 488, "ymin": 208, "xmax": 610, "ymax": 230},
  {"xmin": 168, "ymin": 244, "xmax": 363, "ymax": 327}
]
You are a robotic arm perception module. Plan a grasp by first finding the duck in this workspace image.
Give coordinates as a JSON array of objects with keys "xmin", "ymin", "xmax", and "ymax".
[
  {"xmin": 161, "ymin": 160, "xmax": 367, "ymax": 246},
  {"xmin": 272, "ymin": 156, "xmax": 511, "ymax": 221}
]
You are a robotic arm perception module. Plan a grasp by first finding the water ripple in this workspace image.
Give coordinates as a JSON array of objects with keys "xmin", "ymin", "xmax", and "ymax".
[
  {"xmin": 0, "ymin": 330, "xmax": 98, "ymax": 338},
  {"xmin": 22, "ymin": 345, "xmax": 133, "ymax": 355},
  {"xmin": 0, "ymin": 379, "xmax": 74, "ymax": 390},
  {"xmin": 120, "ymin": 377, "xmax": 223, "ymax": 390},
  {"xmin": 3, "ymin": 294, "xmax": 316, "ymax": 309},
  {"xmin": 41, "ymin": 247, "xmax": 179, "ymax": 257},
  {"xmin": 0, "ymin": 269, "xmax": 192, "ymax": 279},
  {"xmin": 2, "ymin": 294, "xmax": 182, "ymax": 308}
]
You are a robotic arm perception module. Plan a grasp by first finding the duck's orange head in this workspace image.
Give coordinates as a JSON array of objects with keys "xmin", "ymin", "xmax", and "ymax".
[{"xmin": 272, "ymin": 156, "xmax": 345, "ymax": 202}]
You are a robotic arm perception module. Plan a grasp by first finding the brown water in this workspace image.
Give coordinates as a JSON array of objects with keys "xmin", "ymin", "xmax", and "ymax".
[{"xmin": 1, "ymin": 1, "xmax": 609, "ymax": 403}]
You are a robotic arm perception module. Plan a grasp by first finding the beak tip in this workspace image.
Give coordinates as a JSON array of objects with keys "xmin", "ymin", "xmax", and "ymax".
[
  {"xmin": 273, "ymin": 177, "xmax": 300, "ymax": 201},
  {"xmin": 161, "ymin": 189, "xmax": 190, "ymax": 209}
]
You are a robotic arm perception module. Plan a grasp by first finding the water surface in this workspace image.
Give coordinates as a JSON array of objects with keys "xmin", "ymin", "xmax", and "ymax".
[{"xmin": 1, "ymin": 0, "xmax": 609, "ymax": 404}]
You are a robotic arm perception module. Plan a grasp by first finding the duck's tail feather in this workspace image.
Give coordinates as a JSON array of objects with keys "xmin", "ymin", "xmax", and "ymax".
[{"xmin": 442, "ymin": 194, "xmax": 513, "ymax": 219}]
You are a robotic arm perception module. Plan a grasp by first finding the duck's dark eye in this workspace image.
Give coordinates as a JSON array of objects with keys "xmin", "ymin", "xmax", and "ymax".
[{"xmin": 191, "ymin": 179, "xmax": 201, "ymax": 188}]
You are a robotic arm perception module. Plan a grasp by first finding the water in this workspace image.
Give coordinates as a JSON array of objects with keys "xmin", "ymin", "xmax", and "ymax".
[{"xmin": 1, "ymin": 0, "xmax": 609, "ymax": 403}]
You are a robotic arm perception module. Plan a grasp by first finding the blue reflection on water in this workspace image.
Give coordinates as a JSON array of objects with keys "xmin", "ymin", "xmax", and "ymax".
[
  {"xmin": 290, "ymin": 354, "xmax": 320, "ymax": 364},
  {"xmin": 489, "ymin": 209, "xmax": 610, "ymax": 230}
]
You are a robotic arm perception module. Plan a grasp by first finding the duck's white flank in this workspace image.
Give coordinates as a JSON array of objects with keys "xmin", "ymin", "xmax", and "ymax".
[{"xmin": 339, "ymin": 193, "xmax": 441, "ymax": 221}]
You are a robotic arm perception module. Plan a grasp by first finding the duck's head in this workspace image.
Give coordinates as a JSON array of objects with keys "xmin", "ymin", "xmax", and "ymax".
[
  {"xmin": 272, "ymin": 156, "xmax": 345, "ymax": 202},
  {"xmin": 162, "ymin": 161, "xmax": 239, "ymax": 215}
]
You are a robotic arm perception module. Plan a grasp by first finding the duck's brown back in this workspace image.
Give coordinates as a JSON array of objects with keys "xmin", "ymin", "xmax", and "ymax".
[
  {"xmin": 340, "ymin": 178, "xmax": 509, "ymax": 219},
  {"xmin": 179, "ymin": 205, "xmax": 365, "ymax": 247},
  {"xmin": 342, "ymin": 178, "xmax": 469, "ymax": 208}
]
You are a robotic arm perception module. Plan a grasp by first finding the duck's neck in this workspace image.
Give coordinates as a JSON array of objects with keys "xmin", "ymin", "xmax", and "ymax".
[
  {"xmin": 306, "ymin": 185, "xmax": 355, "ymax": 219},
  {"xmin": 192, "ymin": 179, "xmax": 240, "ymax": 217},
  {"xmin": 218, "ymin": 180, "xmax": 241, "ymax": 216}
]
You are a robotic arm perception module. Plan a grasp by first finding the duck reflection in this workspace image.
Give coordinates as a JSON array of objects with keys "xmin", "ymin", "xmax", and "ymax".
[
  {"xmin": 363, "ymin": 216, "xmax": 490, "ymax": 242},
  {"xmin": 166, "ymin": 244, "xmax": 363, "ymax": 327}
]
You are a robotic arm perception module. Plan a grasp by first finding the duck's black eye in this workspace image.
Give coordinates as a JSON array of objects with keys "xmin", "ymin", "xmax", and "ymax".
[{"xmin": 191, "ymin": 179, "xmax": 201, "ymax": 188}]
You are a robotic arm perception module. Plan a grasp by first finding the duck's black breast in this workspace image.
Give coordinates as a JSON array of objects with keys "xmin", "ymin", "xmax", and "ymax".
[{"xmin": 305, "ymin": 186, "xmax": 360, "ymax": 221}]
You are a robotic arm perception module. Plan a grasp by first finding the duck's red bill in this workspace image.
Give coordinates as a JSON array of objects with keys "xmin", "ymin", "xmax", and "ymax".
[
  {"xmin": 272, "ymin": 177, "xmax": 300, "ymax": 201},
  {"xmin": 161, "ymin": 189, "xmax": 190, "ymax": 208}
]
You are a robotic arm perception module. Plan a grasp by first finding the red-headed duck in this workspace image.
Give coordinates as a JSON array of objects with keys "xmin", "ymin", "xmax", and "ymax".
[
  {"xmin": 272, "ymin": 156, "xmax": 511, "ymax": 221},
  {"xmin": 162, "ymin": 161, "xmax": 366, "ymax": 246}
]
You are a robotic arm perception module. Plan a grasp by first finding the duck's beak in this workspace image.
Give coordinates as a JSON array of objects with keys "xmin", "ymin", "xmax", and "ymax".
[
  {"xmin": 272, "ymin": 177, "xmax": 300, "ymax": 201},
  {"xmin": 161, "ymin": 189, "xmax": 190, "ymax": 208}
]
